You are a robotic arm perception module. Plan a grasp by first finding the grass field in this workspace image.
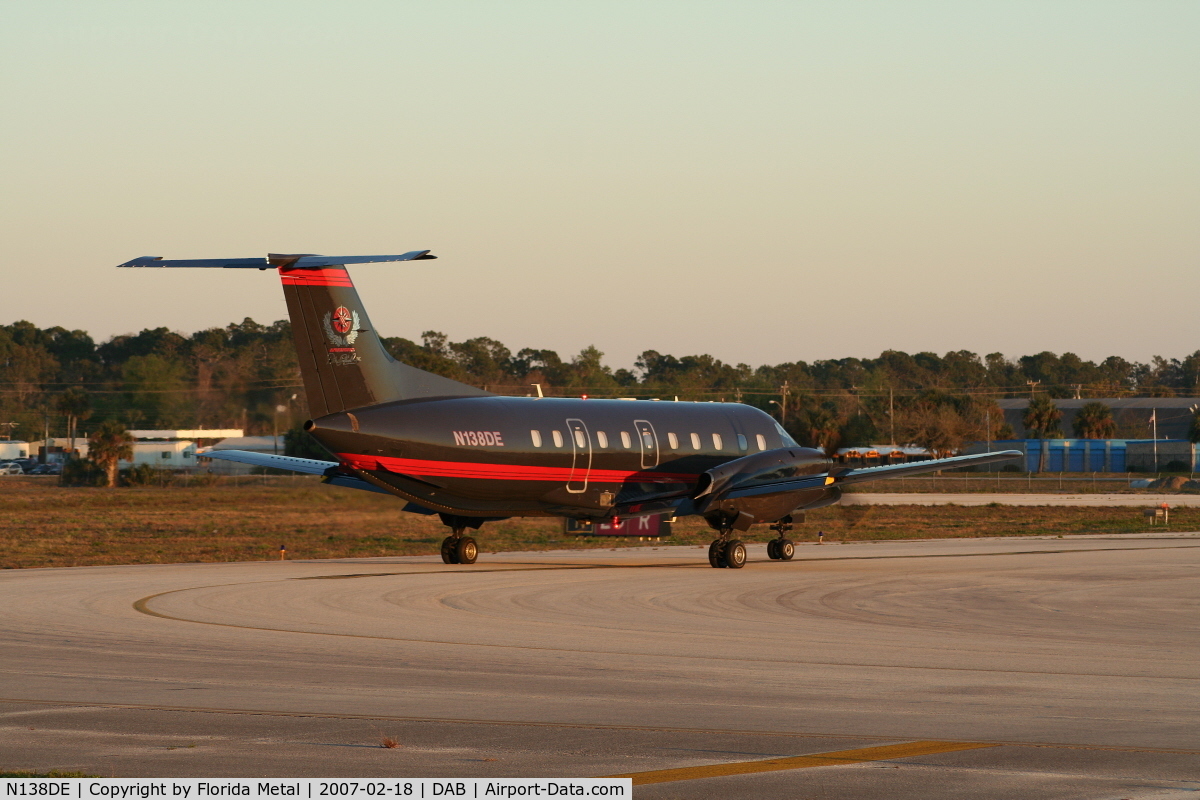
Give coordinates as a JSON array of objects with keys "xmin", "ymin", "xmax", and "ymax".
[{"xmin": 0, "ymin": 476, "xmax": 1188, "ymax": 569}]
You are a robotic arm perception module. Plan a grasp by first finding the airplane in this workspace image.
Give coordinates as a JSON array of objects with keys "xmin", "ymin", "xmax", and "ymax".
[{"xmin": 118, "ymin": 251, "xmax": 1021, "ymax": 569}]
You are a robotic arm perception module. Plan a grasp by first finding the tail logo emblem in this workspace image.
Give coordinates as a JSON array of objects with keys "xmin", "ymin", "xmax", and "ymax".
[
  {"xmin": 322, "ymin": 308, "xmax": 361, "ymax": 348},
  {"xmin": 331, "ymin": 306, "xmax": 353, "ymax": 335}
]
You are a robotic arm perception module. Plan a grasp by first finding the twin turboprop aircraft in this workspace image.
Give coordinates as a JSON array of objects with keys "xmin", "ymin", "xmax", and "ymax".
[{"xmin": 119, "ymin": 252, "xmax": 1021, "ymax": 568}]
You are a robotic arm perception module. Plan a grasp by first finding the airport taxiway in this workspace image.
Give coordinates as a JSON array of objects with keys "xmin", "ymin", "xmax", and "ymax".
[{"xmin": 1, "ymin": 534, "xmax": 1198, "ymax": 798}]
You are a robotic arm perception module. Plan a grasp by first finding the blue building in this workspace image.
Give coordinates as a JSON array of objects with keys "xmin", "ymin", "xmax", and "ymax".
[{"xmin": 964, "ymin": 439, "xmax": 1195, "ymax": 472}]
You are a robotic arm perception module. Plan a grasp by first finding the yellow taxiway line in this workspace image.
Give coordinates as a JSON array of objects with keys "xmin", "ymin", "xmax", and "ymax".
[{"xmin": 605, "ymin": 739, "xmax": 996, "ymax": 785}]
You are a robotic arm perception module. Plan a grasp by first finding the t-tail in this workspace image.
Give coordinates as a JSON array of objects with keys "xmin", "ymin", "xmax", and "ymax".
[{"xmin": 117, "ymin": 252, "xmax": 490, "ymax": 416}]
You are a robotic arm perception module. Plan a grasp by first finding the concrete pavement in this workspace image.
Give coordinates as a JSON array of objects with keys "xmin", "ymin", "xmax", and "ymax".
[{"xmin": 1, "ymin": 534, "xmax": 1198, "ymax": 798}]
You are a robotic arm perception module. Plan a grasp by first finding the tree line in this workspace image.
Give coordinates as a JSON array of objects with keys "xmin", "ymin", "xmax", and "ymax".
[{"xmin": 4, "ymin": 318, "xmax": 1200, "ymax": 460}]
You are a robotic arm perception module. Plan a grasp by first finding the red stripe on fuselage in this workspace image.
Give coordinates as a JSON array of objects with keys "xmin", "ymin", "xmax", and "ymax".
[
  {"xmin": 278, "ymin": 267, "xmax": 355, "ymax": 287},
  {"xmin": 338, "ymin": 453, "xmax": 694, "ymax": 484}
]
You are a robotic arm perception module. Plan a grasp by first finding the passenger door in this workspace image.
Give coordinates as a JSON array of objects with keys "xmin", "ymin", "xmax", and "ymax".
[
  {"xmin": 633, "ymin": 419, "xmax": 658, "ymax": 469},
  {"xmin": 566, "ymin": 418, "xmax": 592, "ymax": 493}
]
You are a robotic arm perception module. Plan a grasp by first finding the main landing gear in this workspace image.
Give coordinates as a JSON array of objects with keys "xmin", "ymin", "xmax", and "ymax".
[
  {"xmin": 704, "ymin": 510, "xmax": 753, "ymax": 569},
  {"xmin": 706, "ymin": 525, "xmax": 748, "ymax": 569},
  {"xmin": 440, "ymin": 530, "xmax": 478, "ymax": 564},
  {"xmin": 438, "ymin": 514, "xmax": 482, "ymax": 565},
  {"xmin": 707, "ymin": 535, "xmax": 748, "ymax": 569},
  {"xmin": 766, "ymin": 515, "xmax": 796, "ymax": 561}
]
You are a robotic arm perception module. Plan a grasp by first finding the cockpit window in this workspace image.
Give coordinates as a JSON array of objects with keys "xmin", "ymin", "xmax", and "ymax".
[{"xmin": 774, "ymin": 422, "xmax": 798, "ymax": 447}]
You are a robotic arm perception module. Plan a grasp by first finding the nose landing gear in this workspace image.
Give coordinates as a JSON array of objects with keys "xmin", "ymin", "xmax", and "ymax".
[{"xmin": 766, "ymin": 515, "xmax": 795, "ymax": 561}]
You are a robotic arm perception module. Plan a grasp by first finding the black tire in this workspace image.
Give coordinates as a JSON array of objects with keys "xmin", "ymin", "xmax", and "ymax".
[
  {"xmin": 708, "ymin": 540, "xmax": 725, "ymax": 568},
  {"xmin": 766, "ymin": 540, "xmax": 780, "ymax": 560},
  {"xmin": 724, "ymin": 540, "xmax": 747, "ymax": 569},
  {"xmin": 456, "ymin": 536, "xmax": 478, "ymax": 565},
  {"xmin": 778, "ymin": 539, "xmax": 795, "ymax": 561},
  {"xmin": 441, "ymin": 536, "xmax": 458, "ymax": 564}
]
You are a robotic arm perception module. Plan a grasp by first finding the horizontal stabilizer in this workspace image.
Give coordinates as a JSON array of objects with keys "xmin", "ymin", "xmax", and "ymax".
[
  {"xmin": 200, "ymin": 450, "xmax": 338, "ymax": 475},
  {"xmin": 116, "ymin": 251, "xmax": 436, "ymax": 269}
]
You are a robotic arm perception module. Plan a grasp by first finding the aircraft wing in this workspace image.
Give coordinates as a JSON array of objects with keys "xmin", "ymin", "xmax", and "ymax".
[
  {"xmin": 200, "ymin": 450, "xmax": 339, "ymax": 475},
  {"xmin": 721, "ymin": 449, "xmax": 1024, "ymax": 500},
  {"xmin": 833, "ymin": 450, "xmax": 1025, "ymax": 486}
]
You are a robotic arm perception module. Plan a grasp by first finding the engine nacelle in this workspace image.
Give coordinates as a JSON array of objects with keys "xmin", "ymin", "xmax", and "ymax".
[
  {"xmin": 691, "ymin": 443, "xmax": 830, "ymax": 525},
  {"xmin": 693, "ymin": 447, "xmax": 828, "ymax": 501}
]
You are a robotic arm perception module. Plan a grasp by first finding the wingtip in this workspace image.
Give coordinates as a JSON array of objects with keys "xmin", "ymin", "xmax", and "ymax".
[{"xmin": 116, "ymin": 256, "xmax": 163, "ymax": 268}]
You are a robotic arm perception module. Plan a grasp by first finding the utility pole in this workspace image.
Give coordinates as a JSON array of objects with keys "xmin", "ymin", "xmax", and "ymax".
[
  {"xmin": 779, "ymin": 381, "xmax": 790, "ymax": 427},
  {"xmin": 889, "ymin": 386, "xmax": 895, "ymax": 445},
  {"xmin": 1027, "ymin": 380, "xmax": 1040, "ymax": 398},
  {"xmin": 1152, "ymin": 408, "xmax": 1158, "ymax": 473}
]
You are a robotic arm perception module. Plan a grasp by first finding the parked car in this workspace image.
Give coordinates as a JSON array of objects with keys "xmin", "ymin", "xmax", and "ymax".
[
  {"xmin": 0, "ymin": 461, "xmax": 24, "ymax": 476},
  {"xmin": 28, "ymin": 463, "xmax": 62, "ymax": 475}
]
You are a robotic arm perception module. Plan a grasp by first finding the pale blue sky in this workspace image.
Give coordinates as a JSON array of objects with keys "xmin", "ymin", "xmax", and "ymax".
[{"xmin": 2, "ymin": 1, "xmax": 1197, "ymax": 369}]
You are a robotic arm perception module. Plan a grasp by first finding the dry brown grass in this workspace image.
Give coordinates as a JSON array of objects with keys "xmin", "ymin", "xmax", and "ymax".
[{"xmin": 0, "ymin": 476, "xmax": 1187, "ymax": 570}]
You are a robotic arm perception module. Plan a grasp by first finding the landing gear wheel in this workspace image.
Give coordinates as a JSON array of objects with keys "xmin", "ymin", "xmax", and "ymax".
[
  {"xmin": 441, "ymin": 536, "xmax": 459, "ymax": 564},
  {"xmin": 723, "ymin": 540, "xmax": 747, "ymax": 569},
  {"xmin": 766, "ymin": 540, "xmax": 780, "ymax": 560},
  {"xmin": 777, "ymin": 539, "xmax": 795, "ymax": 561},
  {"xmin": 455, "ymin": 537, "xmax": 478, "ymax": 565},
  {"xmin": 708, "ymin": 540, "xmax": 725, "ymax": 568}
]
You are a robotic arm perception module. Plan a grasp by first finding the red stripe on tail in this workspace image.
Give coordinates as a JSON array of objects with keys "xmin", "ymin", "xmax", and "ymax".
[{"xmin": 278, "ymin": 266, "xmax": 355, "ymax": 287}]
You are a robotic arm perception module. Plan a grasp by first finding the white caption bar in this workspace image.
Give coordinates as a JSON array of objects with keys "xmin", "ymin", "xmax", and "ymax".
[{"xmin": 1, "ymin": 780, "xmax": 631, "ymax": 800}]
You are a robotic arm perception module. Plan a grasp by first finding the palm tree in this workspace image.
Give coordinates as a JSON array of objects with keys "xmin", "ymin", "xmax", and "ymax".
[
  {"xmin": 1188, "ymin": 408, "xmax": 1200, "ymax": 444},
  {"xmin": 1023, "ymin": 395, "xmax": 1062, "ymax": 472},
  {"xmin": 88, "ymin": 420, "xmax": 134, "ymax": 487},
  {"xmin": 1073, "ymin": 402, "xmax": 1116, "ymax": 439},
  {"xmin": 56, "ymin": 389, "xmax": 92, "ymax": 460},
  {"xmin": 806, "ymin": 404, "xmax": 843, "ymax": 458}
]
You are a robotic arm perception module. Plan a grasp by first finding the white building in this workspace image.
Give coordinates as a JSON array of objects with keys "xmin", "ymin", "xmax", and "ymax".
[
  {"xmin": 125, "ymin": 440, "xmax": 199, "ymax": 469},
  {"xmin": 0, "ymin": 441, "xmax": 35, "ymax": 460}
]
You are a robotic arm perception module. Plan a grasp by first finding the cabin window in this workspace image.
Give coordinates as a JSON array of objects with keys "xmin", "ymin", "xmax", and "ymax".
[
  {"xmin": 620, "ymin": 431, "xmax": 632, "ymax": 449},
  {"xmin": 161, "ymin": 451, "xmax": 171, "ymax": 459},
  {"xmin": 552, "ymin": 430, "xmax": 564, "ymax": 448},
  {"xmin": 667, "ymin": 432, "xmax": 679, "ymax": 449},
  {"xmin": 597, "ymin": 431, "xmax": 608, "ymax": 448},
  {"xmin": 574, "ymin": 430, "xmax": 587, "ymax": 448},
  {"xmin": 756, "ymin": 434, "xmax": 767, "ymax": 450},
  {"xmin": 737, "ymin": 434, "xmax": 748, "ymax": 452},
  {"xmin": 712, "ymin": 433, "xmax": 723, "ymax": 450},
  {"xmin": 531, "ymin": 430, "xmax": 542, "ymax": 447},
  {"xmin": 690, "ymin": 433, "xmax": 701, "ymax": 450}
]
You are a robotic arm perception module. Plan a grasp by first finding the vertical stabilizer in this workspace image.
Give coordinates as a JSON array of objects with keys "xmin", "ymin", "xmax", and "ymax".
[{"xmin": 274, "ymin": 261, "xmax": 490, "ymax": 417}]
